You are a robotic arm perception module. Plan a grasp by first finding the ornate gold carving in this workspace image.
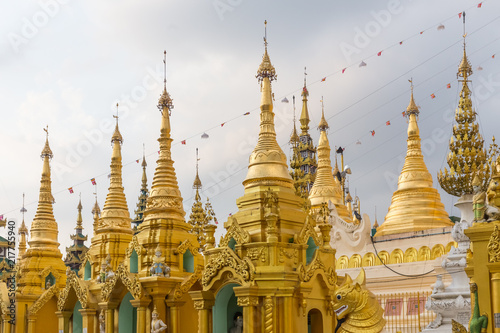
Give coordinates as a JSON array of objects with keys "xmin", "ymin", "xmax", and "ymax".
[
  {"xmin": 193, "ymin": 300, "xmax": 213, "ymax": 310},
  {"xmin": 297, "ymin": 251, "xmax": 336, "ymax": 286},
  {"xmin": 39, "ymin": 265, "xmax": 61, "ymax": 282},
  {"xmin": 202, "ymin": 248, "xmax": 254, "ymax": 287},
  {"xmin": 301, "ymin": 297, "xmax": 307, "ymax": 317},
  {"xmin": 279, "ymin": 248, "xmax": 298, "ymax": 264},
  {"xmin": 219, "ymin": 217, "xmax": 251, "ymax": 247},
  {"xmin": 295, "ymin": 214, "xmax": 323, "ymax": 246},
  {"xmin": 246, "ymin": 247, "xmax": 266, "ymax": 262},
  {"xmin": 125, "ymin": 235, "xmax": 145, "ymax": 258},
  {"xmin": 173, "ymin": 265, "xmax": 203, "ymax": 301},
  {"xmin": 57, "ymin": 269, "xmax": 89, "ymax": 310},
  {"xmin": 101, "ymin": 264, "xmax": 142, "ymax": 301},
  {"xmin": 175, "ymin": 239, "xmax": 199, "ymax": 255},
  {"xmin": 29, "ymin": 285, "xmax": 58, "ymax": 315},
  {"xmin": 237, "ymin": 296, "xmax": 259, "ymax": 307},
  {"xmin": 488, "ymin": 224, "xmax": 500, "ymax": 262},
  {"xmin": 264, "ymin": 296, "xmax": 273, "ymax": 333}
]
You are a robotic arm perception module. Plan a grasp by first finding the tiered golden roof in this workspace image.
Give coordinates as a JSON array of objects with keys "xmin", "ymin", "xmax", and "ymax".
[
  {"xmin": 309, "ymin": 107, "xmax": 352, "ymax": 222},
  {"xmin": 243, "ymin": 39, "xmax": 294, "ymax": 190},
  {"xmin": 136, "ymin": 54, "xmax": 201, "ymax": 276},
  {"xmin": 87, "ymin": 111, "xmax": 133, "ymax": 273},
  {"xmin": 375, "ymin": 88, "xmax": 453, "ymax": 237},
  {"xmin": 438, "ymin": 41, "xmax": 489, "ymax": 196},
  {"xmin": 235, "ymin": 35, "xmax": 307, "ymax": 241},
  {"xmin": 17, "ymin": 128, "xmax": 67, "ymax": 294}
]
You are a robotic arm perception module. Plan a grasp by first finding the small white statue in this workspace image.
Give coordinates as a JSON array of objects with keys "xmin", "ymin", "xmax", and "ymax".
[
  {"xmin": 228, "ymin": 312, "xmax": 243, "ymax": 333},
  {"xmin": 99, "ymin": 310, "xmax": 105, "ymax": 333},
  {"xmin": 151, "ymin": 306, "xmax": 167, "ymax": 333},
  {"xmin": 97, "ymin": 255, "xmax": 114, "ymax": 283}
]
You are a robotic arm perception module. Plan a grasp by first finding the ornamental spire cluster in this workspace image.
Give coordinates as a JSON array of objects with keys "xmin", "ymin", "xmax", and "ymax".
[
  {"xmin": 132, "ymin": 150, "xmax": 149, "ymax": 230},
  {"xmin": 187, "ymin": 149, "xmax": 216, "ymax": 248},
  {"xmin": 438, "ymin": 35, "xmax": 489, "ymax": 196}
]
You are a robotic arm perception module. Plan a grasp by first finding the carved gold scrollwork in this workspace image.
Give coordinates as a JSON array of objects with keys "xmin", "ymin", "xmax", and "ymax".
[
  {"xmin": 173, "ymin": 265, "xmax": 203, "ymax": 301},
  {"xmin": 125, "ymin": 235, "xmax": 145, "ymax": 258},
  {"xmin": 219, "ymin": 217, "xmax": 251, "ymax": 247},
  {"xmin": 237, "ymin": 296, "xmax": 259, "ymax": 307},
  {"xmin": 488, "ymin": 224, "xmax": 500, "ymax": 262},
  {"xmin": 29, "ymin": 285, "xmax": 58, "ymax": 315},
  {"xmin": 101, "ymin": 264, "xmax": 142, "ymax": 301},
  {"xmin": 57, "ymin": 270, "xmax": 89, "ymax": 310},
  {"xmin": 246, "ymin": 247, "xmax": 266, "ymax": 262},
  {"xmin": 278, "ymin": 248, "xmax": 298, "ymax": 264},
  {"xmin": 175, "ymin": 239, "xmax": 199, "ymax": 255},
  {"xmin": 295, "ymin": 215, "xmax": 323, "ymax": 246},
  {"xmin": 297, "ymin": 251, "xmax": 336, "ymax": 286},
  {"xmin": 202, "ymin": 248, "xmax": 254, "ymax": 287}
]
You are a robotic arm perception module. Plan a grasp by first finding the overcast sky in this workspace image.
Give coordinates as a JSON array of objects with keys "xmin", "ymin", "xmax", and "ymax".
[{"xmin": 1, "ymin": 0, "xmax": 499, "ymax": 255}]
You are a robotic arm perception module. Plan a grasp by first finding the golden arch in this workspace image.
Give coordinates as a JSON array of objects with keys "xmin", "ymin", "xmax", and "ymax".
[
  {"xmin": 445, "ymin": 241, "xmax": 457, "ymax": 253},
  {"xmin": 378, "ymin": 251, "xmax": 389, "ymax": 265},
  {"xmin": 404, "ymin": 248, "xmax": 417, "ymax": 263},
  {"xmin": 337, "ymin": 256, "xmax": 349, "ymax": 270},
  {"xmin": 348, "ymin": 254, "xmax": 362, "ymax": 268},
  {"xmin": 431, "ymin": 244, "xmax": 445, "ymax": 259},
  {"xmin": 362, "ymin": 253, "xmax": 376, "ymax": 267},
  {"xmin": 418, "ymin": 246, "xmax": 431, "ymax": 261},
  {"xmin": 389, "ymin": 249, "xmax": 404, "ymax": 264}
]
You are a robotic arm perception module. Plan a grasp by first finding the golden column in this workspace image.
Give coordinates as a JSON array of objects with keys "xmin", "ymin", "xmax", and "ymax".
[
  {"xmin": 190, "ymin": 291, "xmax": 214, "ymax": 333},
  {"xmin": 130, "ymin": 299, "xmax": 151, "ymax": 333},
  {"xmin": 56, "ymin": 310, "xmax": 72, "ymax": 333},
  {"xmin": 79, "ymin": 308, "xmax": 97, "ymax": 333}
]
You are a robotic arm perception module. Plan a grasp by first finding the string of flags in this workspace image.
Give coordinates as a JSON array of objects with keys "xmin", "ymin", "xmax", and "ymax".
[
  {"xmin": 318, "ymin": 2, "xmax": 486, "ymax": 76},
  {"xmin": 58, "ymin": 3, "xmax": 493, "ymax": 198}
]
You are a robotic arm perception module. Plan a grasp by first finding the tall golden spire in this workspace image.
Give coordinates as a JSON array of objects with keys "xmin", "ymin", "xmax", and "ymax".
[
  {"xmin": 142, "ymin": 50, "xmax": 185, "ymax": 224},
  {"xmin": 309, "ymin": 102, "xmax": 351, "ymax": 222},
  {"xmin": 29, "ymin": 126, "xmax": 60, "ymax": 250},
  {"xmin": 289, "ymin": 96, "xmax": 300, "ymax": 145},
  {"xmin": 375, "ymin": 85, "xmax": 452, "ymax": 237},
  {"xmin": 132, "ymin": 146, "xmax": 149, "ymax": 228},
  {"xmin": 97, "ymin": 105, "xmax": 132, "ymax": 233},
  {"xmin": 438, "ymin": 19, "xmax": 489, "ymax": 196},
  {"xmin": 18, "ymin": 127, "xmax": 67, "ymax": 294},
  {"xmin": 76, "ymin": 195, "xmax": 83, "ymax": 230},
  {"xmin": 299, "ymin": 67, "xmax": 310, "ymax": 135},
  {"xmin": 92, "ymin": 195, "xmax": 100, "ymax": 232},
  {"xmin": 18, "ymin": 193, "xmax": 28, "ymax": 258},
  {"xmin": 243, "ymin": 21, "xmax": 294, "ymax": 189}
]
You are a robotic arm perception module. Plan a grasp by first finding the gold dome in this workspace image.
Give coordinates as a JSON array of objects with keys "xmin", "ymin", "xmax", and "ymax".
[{"xmin": 375, "ymin": 90, "xmax": 453, "ymax": 237}]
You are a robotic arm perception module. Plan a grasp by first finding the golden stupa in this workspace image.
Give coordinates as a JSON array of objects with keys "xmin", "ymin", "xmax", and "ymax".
[
  {"xmin": 375, "ymin": 87, "xmax": 453, "ymax": 237},
  {"xmin": 309, "ymin": 105, "xmax": 352, "ymax": 222}
]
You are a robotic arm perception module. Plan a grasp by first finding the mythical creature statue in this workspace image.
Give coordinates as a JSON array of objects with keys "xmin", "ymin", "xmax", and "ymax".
[
  {"xmin": 332, "ymin": 269, "xmax": 386, "ymax": 333},
  {"xmin": 150, "ymin": 245, "xmax": 170, "ymax": 277},
  {"xmin": 452, "ymin": 283, "xmax": 488, "ymax": 333},
  {"xmin": 97, "ymin": 254, "xmax": 114, "ymax": 283}
]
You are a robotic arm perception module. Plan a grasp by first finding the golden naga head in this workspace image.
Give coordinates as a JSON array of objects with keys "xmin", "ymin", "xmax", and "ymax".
[{"xmin": 332, "ymin": 269, "xmax": 367, "ymax": 320}]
